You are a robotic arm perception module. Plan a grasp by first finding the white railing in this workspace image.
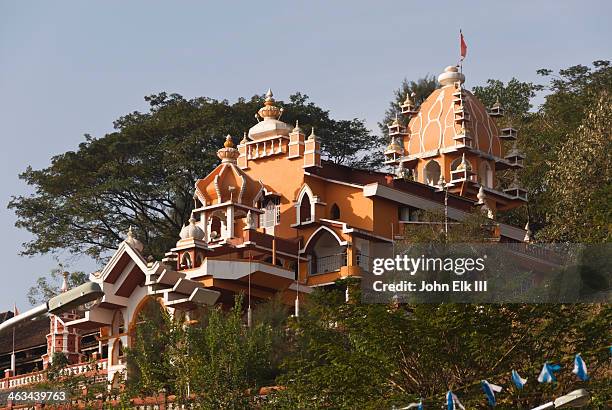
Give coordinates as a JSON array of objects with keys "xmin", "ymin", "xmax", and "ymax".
[{"xmin": 0, "ymin": 359, "xmax": 108, "ymax": 390}]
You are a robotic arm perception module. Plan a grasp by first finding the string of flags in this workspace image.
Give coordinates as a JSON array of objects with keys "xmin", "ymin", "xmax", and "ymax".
[{"xmin": 397, "ymin": 348, "xmax": 609, "ymax": 409}]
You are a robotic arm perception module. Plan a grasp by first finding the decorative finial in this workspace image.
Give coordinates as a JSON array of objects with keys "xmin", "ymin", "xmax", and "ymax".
[
  {"xmin": 308, "ymin": 127, "xmax": 316, "ymax": 141},
  {"xmin": 437, "ymin": 174, "xmax": 446, "ymax": 188},
  {"xmin": 61, "ymin": 271, "xmax": 69, "ymax": 293},
  {"xmin": 477, "ymin": 185, "xmax": 486, "ymax": 204},
  {"xmin": 217, "ymin": 135, "xmax": 240, "ymax": 163},
  {"xmin": 224, "ymin": 134, "xmax": 234, "ymax": 148},
  {"xmin": 456, "ymin": 153, "xmax": 471, "ymax": 171},
  {"xmin": 125, "ymin": 226, "xmax": 144, "ymax": 252},
  {"xmin": 257, "ymin": 88, "xmax": 282, "ymax": 120},
  {"xmin": 240, "ymin": 132, "xmax": 248, "ymax": 144},
  {"xmin": 524, "ymin": 221, "xmax": 532, "ymax": 242}
]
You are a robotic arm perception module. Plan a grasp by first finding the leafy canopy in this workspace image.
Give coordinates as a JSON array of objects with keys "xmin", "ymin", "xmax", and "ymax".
[{"xmin": 9, "ymin": 92, "xmax": 376, "ymax": 261}]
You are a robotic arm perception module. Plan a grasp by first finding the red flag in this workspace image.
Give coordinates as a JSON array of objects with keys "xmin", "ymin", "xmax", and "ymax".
[{"xmin": 460, "ymin": 30, "xmax": 467, "ymax": 60}]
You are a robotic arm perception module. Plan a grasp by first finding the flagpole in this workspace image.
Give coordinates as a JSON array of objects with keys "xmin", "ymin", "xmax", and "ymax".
[{"xmin": 11, "ymin": 304, "xmax": 16, "ymax": 374}]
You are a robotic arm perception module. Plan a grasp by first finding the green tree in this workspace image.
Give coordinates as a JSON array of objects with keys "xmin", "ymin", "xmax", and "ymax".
[
  {"xmin": 539, "ymin": 92, "xmax": 611, "ymax": 242},
  {"xmin": 9, "ymin": 92, "xmax": 375, "ymax": 261}
]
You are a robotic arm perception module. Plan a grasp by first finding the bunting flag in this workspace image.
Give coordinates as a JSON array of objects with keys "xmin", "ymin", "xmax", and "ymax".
[
  {"xmin": 460, "ymin": 30, "xmax": 467, "ymax": 60},
  {"xmin": 446, "ymin": 391, "xmax": 465, "ymax": 410},
  {"xmin": 481, "ymin": 380, "xmax": 502, "ymax": 406},
  {"xmin": 400, "ymin": 400, "xmax": 423, "ymax": 410},
  {"xmin": 572, "ymin": 354, "xmax": 589, "ymax": 381},
  {"xmin": 537, "ymin": 362, "xmax": 561, "ymax": 383},
  {"xmin": 511, "ymin": 370, "xmax": 528, "ymax": 389}
]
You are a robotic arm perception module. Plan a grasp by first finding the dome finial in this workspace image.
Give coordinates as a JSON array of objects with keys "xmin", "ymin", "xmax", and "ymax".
[
  {"xmin": 477, "ymin": 185, "xmax": 486, "ymax": 204},
  {"xmin": 125, "ymin": 226, "xmax": 144, "ymax": 252},
  {"xmin": 224, "ymin": 134, "xmax": 234, "ymax": 148},
  {"xmin": 61, "ymin": 271, "xmax": 69, "ymax": 293},
  {"xmin": 438, "ymin": 65, "xmax": 465, "ymax": 87},
  {"xmin": 456, "ymin": 153, "xmax": 471, "ymax": 171},
  {"xmin": 308, "ymin": 127, "xmax": 316, "ymax": 141},
  {"xmin": 218, "ymin": 135, "xmax": 240, "ymax": 163},
  {"xmin": 257, "ymin": 88, "xmax": 282, "ymax": 120}
]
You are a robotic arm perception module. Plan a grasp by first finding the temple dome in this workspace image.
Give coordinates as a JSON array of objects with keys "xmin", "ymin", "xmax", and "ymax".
[
  {"xmin": 404, "ymin": 66, "xmax": 502, "ymax": 158},
  {"xmin": 195, "ymin": 137, "xmax": 263, "ymax": 206},
  {"xmin": 248, "ymin": 89, "xmax": 293, "ymax": 140}
]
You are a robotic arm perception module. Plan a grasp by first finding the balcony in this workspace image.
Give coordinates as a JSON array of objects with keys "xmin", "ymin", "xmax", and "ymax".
[{"xmin": 310, "ymin": 253, "xmax": 347, "ymax": 275}]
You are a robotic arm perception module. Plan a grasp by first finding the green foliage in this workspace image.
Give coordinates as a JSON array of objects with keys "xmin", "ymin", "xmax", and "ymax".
[
  {"xmin": 271, "ymin": 288, "xmax": 612, "ymax": 409},
  {"xmin": 125, "ymin": 296, "xmax": 285, "ymax": 409},
  {"xmin": 401, "ymin": 208, "xmax": 495, "ymax": 243},
  {"xmin": 27, "ymin": 267, "xmax": 88, "ymax": 306},
  {"xmin": 379, "ymin": 76, "xmax": 439, "ymax": 133},
  {"xmin": 9, "ymin": 92, "xmax": 375, "ymax": 261},
  {"xmin": 472, "ymin": 61, "xmax": 612, "ymax": 236},
  {"xmin": 539, "ymin": 92, "xmax": 612, "ymax": 242}
]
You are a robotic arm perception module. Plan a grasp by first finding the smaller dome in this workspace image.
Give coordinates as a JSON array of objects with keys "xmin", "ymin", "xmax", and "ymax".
[
  {"xmin": 180, "ymin": 217, "xmax": 205, "ymax": 240},
  {"xmin": 248, "ymin": 89, "xmax": 293, "ymax": 140},
  {"xmin": 438, "ymin": 65, "xmax": 465, "ymax": 87},
  {"xmin": 125, "ymin": 226, "xmax": 144, "ymax": 253}
]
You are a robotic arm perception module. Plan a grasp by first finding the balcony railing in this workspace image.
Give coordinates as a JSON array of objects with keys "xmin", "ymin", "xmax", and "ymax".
[
  {"xmin": 356, "ymin": 253, "xmax": 375, "ymax": 273},
  {"xmin": 311, "ymin": 253, "xmax": 346, "ymax": 275},
  {"xmin": 0, "ymin": 359, "xmax": 108, "ymax": 391}
]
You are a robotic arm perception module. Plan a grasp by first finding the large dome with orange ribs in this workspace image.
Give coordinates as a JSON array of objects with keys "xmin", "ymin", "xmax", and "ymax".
[
  {"xmin": 403, "ymin": 66, "xmax": 502, "ymax": 158},
  {"xmin": 195, "ymin": 135, "xmax": 263, "ymax": 206}
]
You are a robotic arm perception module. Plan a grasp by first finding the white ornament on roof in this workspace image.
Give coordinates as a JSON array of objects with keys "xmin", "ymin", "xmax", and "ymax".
[
  {"xmin": 180, "ymin": 217, "xmax": 206, "ymax": 240},
  {"xmin": 125, "ymin": 226, "xmax": 144, "ymax": 253}
]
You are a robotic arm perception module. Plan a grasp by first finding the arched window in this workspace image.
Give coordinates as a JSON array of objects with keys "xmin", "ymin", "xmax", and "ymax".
[
  {"xmin": 210, "ymin": 216, "xmax": 222, "ymax": 240},
  {"xmin": 300, "ymin": 194, "xmax": 312, "ymax": 223},
  {"xmin": 180, "ymin": 252, "xmax": 193, "ymax": 269},
  {"xmin": 330, "ymin": 203, "xmax": 340, "ymax": 220},
  {"xmin": 424, "ymin": 160, "xmax": 441, "ymax": 186},
  {"xmin": 195, "ymin": 253, "xmax": 204, "ymax": 268},
  {"xmin": 112, "ymin": 311, "xmax": 125, "ymax": 335},
  {"xmin": 260, "ymin": 197, "xmax": 280, "ymax": 230}
]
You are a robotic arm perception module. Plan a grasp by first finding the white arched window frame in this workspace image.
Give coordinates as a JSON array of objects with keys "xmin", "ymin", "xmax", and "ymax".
[
  {"xmin": 295, "ymin": 184, "xmax": 317, "ymax": 225},
  {"xmin": 259, "ymin": 196, "xmax": 280, "ymax": 232}
]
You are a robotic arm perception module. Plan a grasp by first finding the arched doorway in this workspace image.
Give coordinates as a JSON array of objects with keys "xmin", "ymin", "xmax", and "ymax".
[
  {"xmin": 424, "ymin": 160, "xmax": 441, "ymax": 185},
  {"xmin": 305, "ymin": 228, "xmax": 347, "ymax": 275}
]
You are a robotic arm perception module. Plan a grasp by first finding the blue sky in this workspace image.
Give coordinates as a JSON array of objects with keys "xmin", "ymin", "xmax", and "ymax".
[{"xmin": 0, "ymin": 1, "xmax": 610, "ymax": 310}]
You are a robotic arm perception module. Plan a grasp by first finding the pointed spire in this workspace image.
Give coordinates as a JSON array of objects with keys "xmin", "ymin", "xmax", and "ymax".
[
  {"xmin": 240, "ymin": 131, "xmax": 248, "ymax": 145},
  {"xmin": 308, "ymin": 127, "xmax": 316, "ymax": 141},
  {"xmin": 61, "ymin": 271, "xmax": 69, "ymax": 293},
  {"xmin": 257, "ymin": 88, "xmax": 282, "ymax": 120},
  {"xmin": 524, "ymin": 221, "xmax": 532, "ymax": 242},
  {"xmin": 125, "ymin": 226, "xmax": 144, "ymax": 252},
  {"xmin": 292, "ymin": 120, "xmax": 302, "ymax": 134},
  {"xmin": 456, "ymin": 153, "xmax": 472, "ymax": 171}
]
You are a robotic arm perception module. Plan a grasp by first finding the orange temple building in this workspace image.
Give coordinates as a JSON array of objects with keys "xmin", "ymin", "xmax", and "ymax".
[{"xmin": 1, "ymin": 65, "xmax": 530, "ymax": 388}]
